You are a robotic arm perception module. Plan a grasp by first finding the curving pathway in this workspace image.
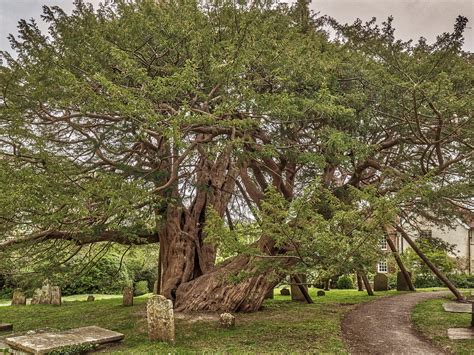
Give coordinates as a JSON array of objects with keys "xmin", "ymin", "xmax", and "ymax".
[{"xmin": 342, "ymin": 291, "xmax": 450, "ymax": 354}]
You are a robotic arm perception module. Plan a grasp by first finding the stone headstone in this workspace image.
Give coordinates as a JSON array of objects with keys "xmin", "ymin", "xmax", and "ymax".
[
  {"xmin": 87, "ymin": 295, "xmax": 95, "ymax": 302},
  {"xmin": 147, "ymin": 295, "xmax": 175, "ymax": 343},
  {"xmin": 219, "ymin": 313, "xmax": 235, "ymax": 328},
  {"xmin": 280, "ymin": 288, "xmax": 290, "ymax": 296},
  {"xmin": 4, "ymin": 326, "xmax": 124, "ymax": 354},
  {"xmin": 51, "ymin": 286, "xmax": 61, "ymax": 306},
  {"xmin": 31, "ymin": 289, "xmax": 42, "ymax": 305},
  {"xmin": 396, "ymin": 271, "xmax": 412, "ymax": 291},
  {"xmin": 291, "ymin": 275, "xmax": 307, "ymax": 302},
  {"xmin": 11, "ymin": 289, "xmax": 26, "ymax": 306},
  {"xmin": 123, "ymin": 287, "xmax": 133, "ymax": 306},
  {"xmin": 39, "ymin": 282, "xmax": 52, "ymax": 305},
  {"xmin": 373, "ymin": 273, "xmax": 389, "ymax": 291},
  {"xmin": 317, "ymin": 290, "xmax": 326, "ymax": 297}
]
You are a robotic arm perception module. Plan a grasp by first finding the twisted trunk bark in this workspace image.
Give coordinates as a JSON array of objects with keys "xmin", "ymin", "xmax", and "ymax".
[{"xmin": 174, "ymin": 236, "xmax": 295, "ymax": 312}]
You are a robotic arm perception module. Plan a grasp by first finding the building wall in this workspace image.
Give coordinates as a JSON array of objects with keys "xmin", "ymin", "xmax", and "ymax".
[{"xmin": 400, "ymin": 219, "xmax": 473, "ymax": 274}]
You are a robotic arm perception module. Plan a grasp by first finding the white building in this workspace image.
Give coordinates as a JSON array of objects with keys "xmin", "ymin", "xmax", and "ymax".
[{"xmin": 399, "ymin": 217, "xmax": 474, "ymax": 274}]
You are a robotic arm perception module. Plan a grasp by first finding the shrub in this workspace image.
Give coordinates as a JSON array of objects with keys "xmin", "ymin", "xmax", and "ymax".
[
  {"xmin": 336, "ymin": 275, "xmax": 354, "ymax": 289},
  {"xmin": 133, "ymin": 280, "xmax": 149, "ymax": 296},
  {"xmin": 60, "ymin": 255, "xmax": 132, "ymax": 296},
  {"xmin": 413, "ymin": 274, "xmax": 474, "ymax": 289}
]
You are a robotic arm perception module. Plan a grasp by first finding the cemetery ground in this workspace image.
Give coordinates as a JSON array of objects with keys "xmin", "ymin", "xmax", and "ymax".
[
  {"xmin": 413, "ymin": 294, "xmax": 474, "ymax": 354},
  {"xmin": 0, "ymin": 288, "xmax": 472, "ymax": 353}
]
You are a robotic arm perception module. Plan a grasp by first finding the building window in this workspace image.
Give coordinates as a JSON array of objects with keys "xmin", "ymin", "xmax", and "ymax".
[
  {"xmin": 377, "ymin": 260, "xmax": 388, "ymax": 273},
  {"xmin": 380, "ymin": 235, "xmax": 388, "ymax": 250},
  {"xmin": 420, "ymin": 230, "xmax": 432, "ymax": 238}
]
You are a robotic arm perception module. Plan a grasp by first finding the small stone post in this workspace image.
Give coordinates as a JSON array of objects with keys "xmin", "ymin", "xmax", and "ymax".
[
  {"xmin": 147, "ymin": 295, "xmax": 175, "ymax": 343},
  {"xmin": 123, "ymin": 286, "xmax": 134, "ymax": 306}
]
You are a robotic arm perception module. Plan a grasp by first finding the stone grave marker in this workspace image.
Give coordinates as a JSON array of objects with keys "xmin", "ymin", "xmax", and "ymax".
[
  {"xmin": 373, "ymin": 273, "xmax": 389, "ymax": 291},
  {"xmin": 39, "ymin": 281, "xmax": 52, "ymax": 305},
  {"xmin": 396, "ymin": 271, "xmax": 412, "ymax": 291},
  {"xmin": 123, "ymin": 287, "xmax": 133, "ymax": 306},
  {"xmin": 87, "ymin": 295, "xmax": 95, "ymax": 302},
  {"xmin": 30, "ymin": 289, "xmax": 42, "ymax": 305},
  {"xmin": 5, "ymin": 326, "xmax": 124, "ymax": 354},
  {"xmin": 51, "ymin": 286, "xmax": 61, "ymax": 306},
  {"xmin": 317, "ymin": 290, "xmax": 326, "ymax": 297},
  {"xmin": 11, "ymin": 290, "xmax": 26, "ymax": 306},
  {"xmin": 147, "ymin": 295, "xmax": 175, "ymax": 343},
  {"xmin": 219, "ymin": 313, "xmax": 235, "ymax": 328},
  {"xmin": 280, "ymin": 288, "xmax": 290, "ymax": 296},
  {"xmin": 447, "ymin": 328, "xmax": 474, "ymax": 340}
]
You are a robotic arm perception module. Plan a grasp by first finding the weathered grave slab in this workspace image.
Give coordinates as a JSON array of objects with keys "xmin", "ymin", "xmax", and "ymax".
[
  {"xmin": 0, "ymin": 323, "xmax": 13, "ymax": 332},
  {"xmin": 443, "ymin": 303, "xmax": 473, "ymax": 313},
  {"xmin": 147, "ymin": 295, "xmax": 175, "ymax": 343},
  {"xmin": 5, "ymin": 326, "xmax": 124, "ymax": 354},
  {"xmin": 447, "ymin": 327, "xmax": 474, "ymax": 340}
]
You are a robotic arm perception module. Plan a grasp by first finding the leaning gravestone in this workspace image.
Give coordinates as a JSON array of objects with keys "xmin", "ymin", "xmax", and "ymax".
[
  {"xmin": 11, "ymin": 289, "xmax": 26, "ymax": 306},
  {"xmin": 396, "ymin": 271, "xmax": 412, "ymax": 291},
  {"xmin": 123, "ymin": 287, "xmax": 133, "ymax": 306},
  {"xmin": 290, "ymin": 275, "xmax": 307, "ymax": 302},
  {"xmin": 147, "ymin": 295, "xmax": 175, "ymax": 344},
  {"xmin": 51, "ymin": 286, "xmax": 62, "ymax": 306},
  {"xmin": 373, "ymin": 273, "xmax": 389, "ymax": 291}
]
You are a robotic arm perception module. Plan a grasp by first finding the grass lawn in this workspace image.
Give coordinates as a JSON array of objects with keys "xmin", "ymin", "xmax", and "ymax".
[
  {"xmin": 0, "ymin": 288, "xmax": 399, "ymax": 353},
  {"xmin": 412, "ymin": 290, "xmax": 474, "ymax": 355}
]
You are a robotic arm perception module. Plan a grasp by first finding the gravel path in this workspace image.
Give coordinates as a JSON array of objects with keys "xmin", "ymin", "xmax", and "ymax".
[{"xmin": 342, "ymin": 291, "xmax": 450, "ymax": 354}]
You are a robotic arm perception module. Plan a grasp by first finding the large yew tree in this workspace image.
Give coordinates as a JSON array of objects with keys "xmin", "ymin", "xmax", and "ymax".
[{"xmin": 1, "ymin": 0, "xmax": 472, "ymax": 311}]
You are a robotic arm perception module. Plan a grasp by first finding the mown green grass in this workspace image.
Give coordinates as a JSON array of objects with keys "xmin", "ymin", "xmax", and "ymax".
[
  {"xmin": 0, "ymin": 288, "xmax": 398, "ymax": 353},
  {"xmin": 412, "ymin": 291, "xmax": 474, "ymax": 355}
]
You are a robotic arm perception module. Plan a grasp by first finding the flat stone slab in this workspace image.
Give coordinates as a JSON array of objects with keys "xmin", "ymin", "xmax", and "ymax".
[
  {"xmin": 0, "ymin": 323, "xmax": 13, "ymax": 332},
  {"xmin": 443, "ymin": 303, "xmax": 473, "ymax": 313},
  {"xmin": 5, "ymin": 326, "xmax": 124, "ymax": 354},
  {"xmin": 447, "ymin": 327, "xmax": 474, "ymax": 340}
]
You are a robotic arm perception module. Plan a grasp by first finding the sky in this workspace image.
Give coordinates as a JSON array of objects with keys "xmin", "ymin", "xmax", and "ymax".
[{"xmin": 0, "ymin": 0, "xmax": 473, "ymax": 53}]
